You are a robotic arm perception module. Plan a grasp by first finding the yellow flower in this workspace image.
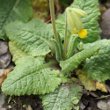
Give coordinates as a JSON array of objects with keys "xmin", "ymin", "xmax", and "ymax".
[{"xmin": 78, "ymin": 29, "xmax": 88, "ymax": 39}]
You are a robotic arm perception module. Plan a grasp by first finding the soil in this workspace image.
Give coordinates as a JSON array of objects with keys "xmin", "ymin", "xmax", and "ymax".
[
  {"xmin": 0, "ymin": 93, "xmax": 43, "ymax": 110},
  {"xmin": 1, "ymin": 91, "xmax": 110, "ymax": 110}
]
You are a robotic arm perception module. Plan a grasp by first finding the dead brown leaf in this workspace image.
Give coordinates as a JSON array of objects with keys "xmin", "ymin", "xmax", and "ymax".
[
  {"xmin": 0, "ymin": 68, "xmax": 13, "ymax": 86},
  {"xmin": 96, "ymin": 82, "xmax": 107, "ymax": 92},
  {"xmin": 77, "ymin": 70, "xmax": 108, "ymax": 92}
]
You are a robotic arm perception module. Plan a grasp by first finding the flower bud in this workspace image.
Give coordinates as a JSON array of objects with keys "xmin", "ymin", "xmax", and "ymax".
[{"xmin": 66, "ymin": 7, "xmax": 87, "ymax": 38}]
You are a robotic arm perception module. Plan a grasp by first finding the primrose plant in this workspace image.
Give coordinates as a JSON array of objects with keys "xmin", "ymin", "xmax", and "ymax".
[{"xmin": 1, "ymin": 0, "xmax": 110, "ymax": 110}]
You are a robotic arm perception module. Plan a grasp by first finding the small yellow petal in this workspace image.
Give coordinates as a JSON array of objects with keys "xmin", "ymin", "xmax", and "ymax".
[{"xmin": 78, "ymin": 29, "xmax": 88, "ymax": 39}]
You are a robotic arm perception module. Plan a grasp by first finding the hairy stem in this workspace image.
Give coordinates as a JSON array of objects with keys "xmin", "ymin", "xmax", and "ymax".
[
  {"xmin": 49, "ymin": 0, "xmax": 58, "ymax": 40},
  {"xmin": 49, "ymin": 0, "xmax": 63, "ymax": 61},
  {"xmin": 63, "ymin": 13, "xmax": 69, "ymax": 58}
]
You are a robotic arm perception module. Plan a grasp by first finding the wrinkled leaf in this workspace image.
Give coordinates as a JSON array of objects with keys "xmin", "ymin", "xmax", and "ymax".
[
  {"xmin": 5, "ymin": 19, "xmax": 53, "ymax": 57},
  {"xmin": 2, "ymin": 56, "xmax": 62, "ymax": 95},
  {"xmin": 42, "ymin": 83, "xmax": 82, "ymax": 110},
  {"xmin": 83, "ymin": 40, "xmax": 110, "ymax": 82},
  {"xmin": 60, "ymin": 46, "xmax": 100, "ymax": 74},
  {"xmin": 9, "ymin": 41, "xmax": 27, "ymax": 63}
]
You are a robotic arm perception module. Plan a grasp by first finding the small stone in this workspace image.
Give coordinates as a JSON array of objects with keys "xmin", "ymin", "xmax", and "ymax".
[
  {"xmin": 101, "ymin": 9, "xmax": 110, "ymax": 39},
  {"xmin": 8, "ymin": 105, "xmax": 12, "ymax": 109},
  {"xmin": 107, "ymin": 100, "xmax": 110, "ymax": 109},
  {"xmin": 0, "ymin": 69, "xmax": 4, "ymax": 76},
  {"xmin": 0, "ymin": 53, "xmax": 11, "ymax": 69},
  {"xmin": 23, "ymin": 104, "xmax": 27, "ymax": 108},
  {"xmin": 0, "ymin": 94, "xmax": 5, "ymax": 107},
  {"xmin": 0, "ymin": 41, "xmax": 8, "ymax": 56},
  {"xmin": 0, "ymin": 108, "xmax": 6, "ymax": 110},
  {"xmin": 97, "ymin": 100, "xmax": 108, "ymax": 110},
  {"xmin": 88, "ymin": 107, "xmax": 92, "ymax": 110},
  {"xmin": 106, "ymin": 1, "xmax": 110, "ymax": 8},
  {"xmin": 26, "ymin": 105, "xmax": 33, "ymax": 110},
  {"xmin": 80, "ymin": 102, "xmax": 86, "ymax": 110}
]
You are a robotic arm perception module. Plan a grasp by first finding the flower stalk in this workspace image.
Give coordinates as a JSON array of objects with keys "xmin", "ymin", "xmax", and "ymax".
[
  {"xmin": 63, "ymin": 13, "xmax": 69, "ymax": 59},
  {"xmin": 49, "ymin": 0, "xmax": 58, "ymax": 41},
  {"xmin": 49, "ymin": 0, "xmax": 63, "ymax": 61}
]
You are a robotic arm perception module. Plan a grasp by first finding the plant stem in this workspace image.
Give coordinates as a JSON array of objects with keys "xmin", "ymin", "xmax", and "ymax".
[
  {"xmin": 66, "ymin": 36, "xmax": 78, "ymax": 58},
  {"xmin": 49, "ymin": 0, "xmax": 63, "ymax": 61},
  {"xmin": 49, "ymin": 0, "xmax": 58, "ymax": 40},
  {"xmin": 63, "ymin": 13, "xmax": 70, "ymax": 59}
]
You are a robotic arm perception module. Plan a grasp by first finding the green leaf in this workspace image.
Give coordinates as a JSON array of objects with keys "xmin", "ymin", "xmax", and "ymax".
[
  {"xmin": 60, "ymin": 46, "xmax": 100, "ymax": 74},
  {"xmin": 2, "ymin": 56, "xmax": 62, "ymax": 95},
  {"xmin": 71, "ymin": 0, "xmax": 101, "ymax": 42},
  {"xmin": 56, "ymin": 0, "xmax": 100, "ymax": 42},
  {"xmin": 83, "ymin": 40, "xmax": 110, "ymax": 82},
  {"xmin": 42, "ymin": 83, "xmax": 82, "ymax": 110},
  {"xmin": 5, "ymin": 19, "xmax": 53, "ymax": 57},
  {"xmin": 9, "ymin": 41, "xmax": 27, "ymax": 63},
  {"xmin": 0, "ymin": 0, "xmax": 33, "ymax": 39},
  {"xmin": 10, "ymin": 0, "xmax": 33, "ymax": 22},
  {"xmin": 82, "ymin": 39, "xmax": 110, "ymax": 50}
]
